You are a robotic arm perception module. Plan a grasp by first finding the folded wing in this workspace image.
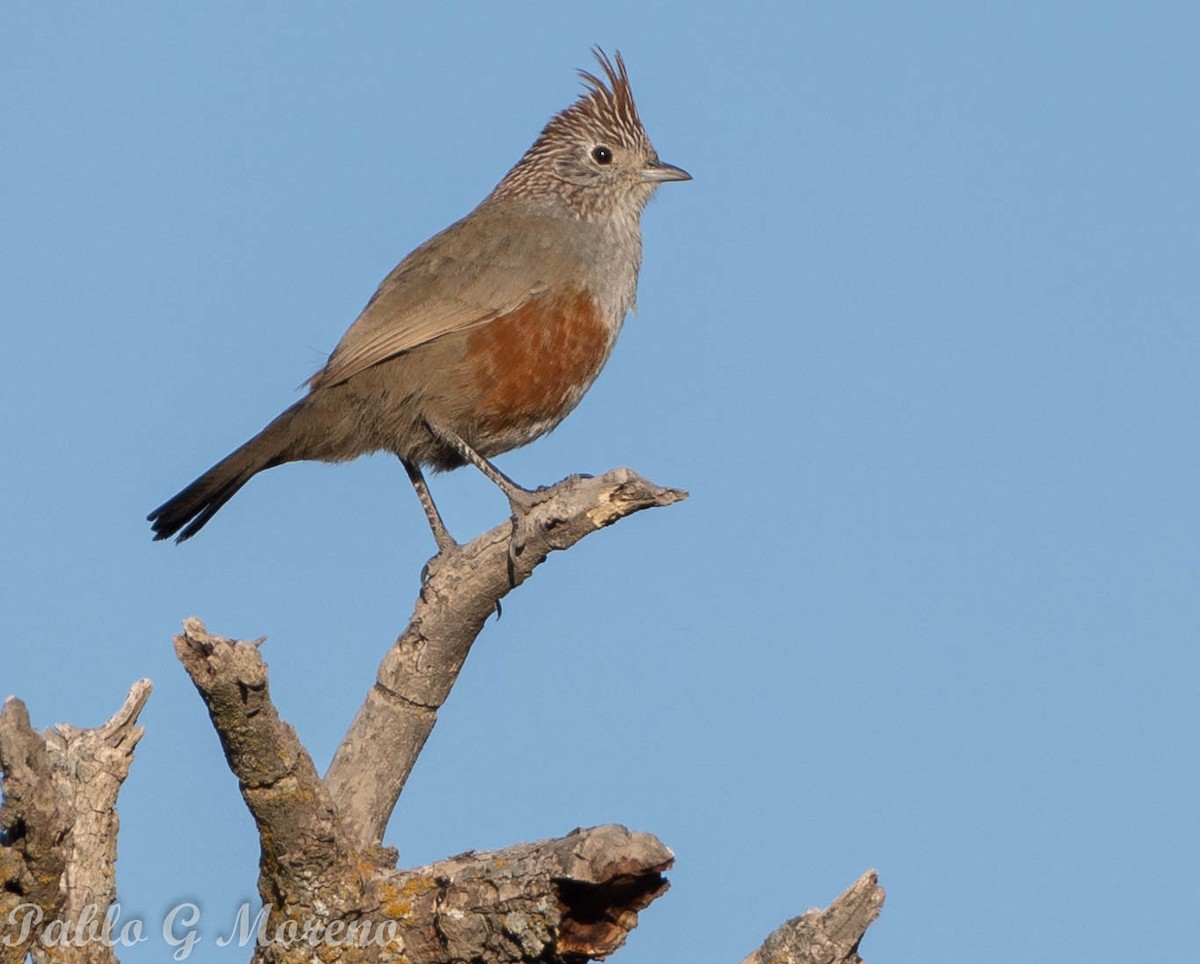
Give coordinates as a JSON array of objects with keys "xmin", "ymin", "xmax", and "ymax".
[{"xmin": 308, "ymin": 206, "xmax": 557, "ymax": 391}]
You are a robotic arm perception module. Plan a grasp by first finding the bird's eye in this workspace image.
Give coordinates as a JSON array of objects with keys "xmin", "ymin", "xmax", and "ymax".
[{"xmin": 591, "ymin": 146, "xmax": 613, "ymax": 165}]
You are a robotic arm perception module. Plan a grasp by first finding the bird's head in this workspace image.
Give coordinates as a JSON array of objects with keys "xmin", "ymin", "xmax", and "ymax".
[{"xmin": 493, "ymin": 49, "xmax": 690, "ymax": 221}]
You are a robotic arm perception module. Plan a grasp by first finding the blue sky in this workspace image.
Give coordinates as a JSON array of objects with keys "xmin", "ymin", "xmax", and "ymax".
[{"xmin": 3, "ymin": 3, "xmax": 1198, "ymax": 961}]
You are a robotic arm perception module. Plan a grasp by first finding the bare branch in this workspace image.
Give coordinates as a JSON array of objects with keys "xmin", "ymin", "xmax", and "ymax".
[
  {"xmin": 174, "ymin": 620, "xmax": 365, "ymax": 907},
  {"xmin": 741, "ymin": 871, "xmax": 885, "ymax": 964},
  {"xmin": 166, "ymin": 473, "xmax": 886, "ymax": 964},
  {"xmin": 1, "ymin": 697, "xmax": 63, "ymax": 956},
  {"xmin": 325, "ymin": 468, "xmax": 686, "ymax": 850},
  {"xmin": 0, "ymin": 680, "xmax": 151, "ymax": 964},
  {"xmin": 363, "ymin": 824, "xmax": 672, "ymax": 964},
  {"xmin": 175, "ymin": 616, "xmax": 677, "ymax": 964}
]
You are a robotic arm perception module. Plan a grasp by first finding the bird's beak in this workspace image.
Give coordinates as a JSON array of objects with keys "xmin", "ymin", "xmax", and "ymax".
[{"xmin": 642, "ymin": 159, "xmax": 692, "ymax": 183}]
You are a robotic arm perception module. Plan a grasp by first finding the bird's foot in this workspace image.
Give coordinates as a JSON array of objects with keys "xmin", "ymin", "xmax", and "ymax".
[
  {"xmin": 502, "ymin": 474, "xmax": 597, "ymax": 583},
  {"xmin": 419, "ymin": 537, "xmax": 463, "ymax": 592},
  {"xmin": 504, "ymin": 473, "xmax": 594, "ymax": 515}
]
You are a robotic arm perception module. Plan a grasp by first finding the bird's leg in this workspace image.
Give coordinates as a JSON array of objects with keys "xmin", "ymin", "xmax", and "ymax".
[
  {"xmin": 424, "ymin": 421, "xmax": 547, "ymax": 515},
  {"xmin": 401, "ymin": 457, "xmax": 457, "ymax": 553}
]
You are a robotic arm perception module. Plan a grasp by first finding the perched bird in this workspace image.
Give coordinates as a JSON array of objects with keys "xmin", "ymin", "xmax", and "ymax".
[{"xmin": 149, "ymin": 49, "xmax": 689, "ymax": 550}]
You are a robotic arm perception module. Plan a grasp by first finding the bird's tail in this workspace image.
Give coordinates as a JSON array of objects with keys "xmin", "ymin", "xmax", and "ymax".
[{"xmin": 148, "ymin": 402, "xmax": 305, "ymax": 542}]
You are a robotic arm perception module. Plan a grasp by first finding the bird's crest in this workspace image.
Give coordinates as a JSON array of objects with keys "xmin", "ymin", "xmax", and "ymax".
[
  {"xmin": 489, "ymin": 49, "xmax": 662, "ymax": 212},
  {"xmin": 572, "ymin": 48, "xmax": 645, "ymax": 145},
  {"xmin": 529, "ymin": 48, "xmax": 650, "ymax": 155}
]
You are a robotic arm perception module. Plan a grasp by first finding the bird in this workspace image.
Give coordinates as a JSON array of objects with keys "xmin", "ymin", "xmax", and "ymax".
[{"xmin": 148, "ymin": 49, "xmax": 689, "ymax": 551}]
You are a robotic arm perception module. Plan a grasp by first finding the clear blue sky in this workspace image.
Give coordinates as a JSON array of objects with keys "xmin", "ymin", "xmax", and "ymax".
[{"xmin": 3, "ymin": 3, "xmax": 1198, "ymax": 961}]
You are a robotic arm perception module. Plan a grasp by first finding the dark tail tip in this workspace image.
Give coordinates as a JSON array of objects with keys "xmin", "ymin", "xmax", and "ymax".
[
  {"xmin": 149, "ymin": 401, "xmax": 302, "ymax": 543},
  {"xmin": 148, "ymin": 470, "xmax": 250, "ymax": 543}
]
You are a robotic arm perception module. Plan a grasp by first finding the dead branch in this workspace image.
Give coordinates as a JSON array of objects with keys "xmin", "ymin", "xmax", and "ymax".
[
  {"xmin": 368, "ymin": 825, "xmax": 672, "ymax": 964},
  {"xmin": 1, "ymin": 465, "xmax": 889, "ymax": 963},
  {"xmin": 324, "ymin": 468, "xmax": 686, "ymax": 851},
  {"xmin": 740, "ymin": 871, "xmax": 885, "ymax": 964},
  {"xmin": 0, "ymin": 680, "xmax": 151, "ymax": 964},
  {"xmin": 175, "ymin": 623, "xmax": 675, "ymax": 964},
  {"xmin": 173, "ymin": 620, "xmax": 366, "ymax": 911},
  {"xmin": 174, "ymin": 470, "xmax": 686, "ymax": 962}
]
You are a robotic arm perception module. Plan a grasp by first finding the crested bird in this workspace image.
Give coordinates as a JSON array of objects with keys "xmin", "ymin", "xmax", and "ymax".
[{"xmin": 148, "ymin": 50, "xmax": 689, "ymax": 550}]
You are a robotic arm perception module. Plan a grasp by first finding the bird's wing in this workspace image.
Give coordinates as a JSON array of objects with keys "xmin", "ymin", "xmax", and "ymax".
[{"xmin": 308, "ymin": 209, "xmax": 557, "ymax": 391}]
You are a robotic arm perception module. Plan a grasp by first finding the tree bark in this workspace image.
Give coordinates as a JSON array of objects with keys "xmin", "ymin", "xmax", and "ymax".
[
  {"xmin": 2, "ymin": 467, "xmax": 889, "ymax": 962},
  {"xmin": 741, "ymin": 871, "xmax": 885, "ymax": 964},
  {"xmin": 324, "ymin": 468, "xmax": 688, "ymax": 852},
  {"xmin": 0, "ymin": 681, "xmax": 151, "ymax": 964},
  {"xmin": 175, "ymin": 617, "xmax": 674, "ymax": 962},
  {"xmin": 175, "ymin": 469, "xmax": 687, "ymax": 962}
]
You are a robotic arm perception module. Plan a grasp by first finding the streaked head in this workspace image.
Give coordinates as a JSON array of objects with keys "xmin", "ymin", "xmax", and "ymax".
[{"xmin": 493, "ymin": 49, "xmax": 690, "ymax": 220}]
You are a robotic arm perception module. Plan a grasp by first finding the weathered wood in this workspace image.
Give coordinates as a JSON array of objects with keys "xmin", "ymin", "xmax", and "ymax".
[
  {"xmin": 2, "ymin": 464, "xmax": 890, "ymax": 963},
  {"xmin": 324, "ymin": 468, "xmax": 687, "ymax": 851},
  {"xmin": 741, "ymin": 871, "xmax": 885, "ymax": 964},
  {"xmin": 174, "ymin": 620, "xmax": 366, "ymax": 916},
  {"xmin": 177, "ymin": 623, "xmax": 675, "ymax": 964},
  {"xmin": 0, "ymin": 681, "xmax": 150, "ymax": 964}
]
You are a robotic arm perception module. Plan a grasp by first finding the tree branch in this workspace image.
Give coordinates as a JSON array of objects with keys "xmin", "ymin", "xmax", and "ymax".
[
  {"xmin": 740, "ymin": 871, "xmax": 885, "ymax": 964},
  {"xmin": 324, "ymin": 468, "xmax": 686, "ymax": 850},
  {"xmin": 175, "ymin": 622, "xmax": 676, "ymax": 964},
  {"xmin": 174, "ymin": 620, "xmax": 366, "ymax": 910},
  {"xmin": 0, "ymin": 680, "xmax": 151, "ymax": 964},
  {"xmin": 369, "ymin": 824, "xmax": 672, "ymax": 964},
  {"xmin": 171, "ymin": 472, "xmax": 890, "ymax": 964}
]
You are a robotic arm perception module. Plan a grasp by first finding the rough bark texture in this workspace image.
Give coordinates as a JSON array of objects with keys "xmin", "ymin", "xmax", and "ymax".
[
  {"xmin": 741, "ymin": 871, "xmax": 885, "ymax": 964},
  {"xmin": 174, "ymin": 623, "xmax": 366, "ymax": 915},
  {"xmin": 175, "ymin": 621, "xmax": 674, "ymax": 964},
  {"xmin": 2, "ymin": 467, "xmax": 889, "ymax": 963},
  {"xmin": 0, "ymin": 681, "xmax": 151, "ymax": 964},
  {"xmin": 324, "ymin": 468, "xmax": 688, "ymax": 851},
  {"xmin": 365, "ymin": 824, "xmax": 672, "ymax": 964}
]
